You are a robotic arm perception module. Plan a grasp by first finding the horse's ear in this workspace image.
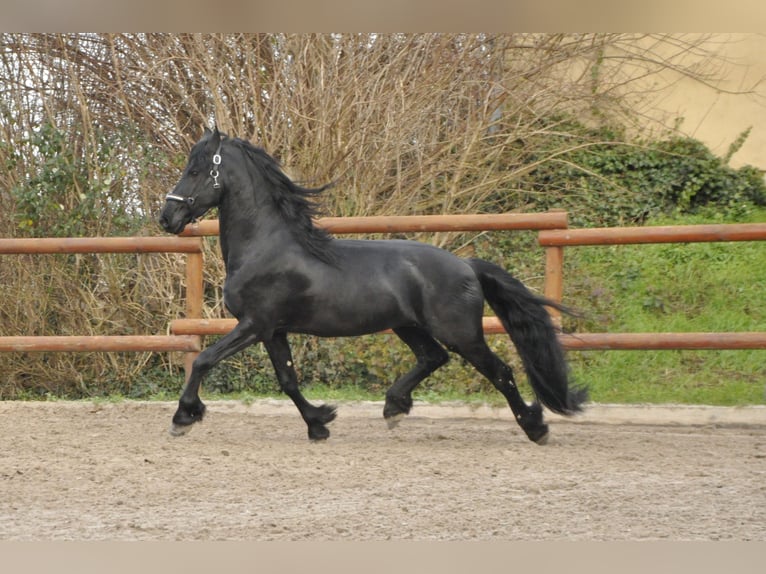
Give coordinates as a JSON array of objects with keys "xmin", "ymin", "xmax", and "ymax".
[
  {"xmin": 203, "ymin": 126, "xmax": 212, "ymax": 137},
  {"xmin": 208, "ymin": 125, "xmax": 221, "ymax": 150}
]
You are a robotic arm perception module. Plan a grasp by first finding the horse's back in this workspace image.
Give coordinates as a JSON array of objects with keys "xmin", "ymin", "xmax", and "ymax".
[{"xmin": 332, "ymin": 238, "xmax": 476, "ymax": 288}]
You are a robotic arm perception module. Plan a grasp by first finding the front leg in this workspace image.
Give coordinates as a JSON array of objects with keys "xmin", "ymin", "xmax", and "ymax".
[
  {"xmin": 171, "ymin": 320, "xmax": 261, "ymax": 436},
  {"xmin": 264, "ymin": 333, "xmax": 337, "ymax": 441}
]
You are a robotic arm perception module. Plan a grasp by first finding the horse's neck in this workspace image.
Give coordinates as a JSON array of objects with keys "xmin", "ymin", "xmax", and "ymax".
[{"xmin": 218, "ymin": 200, "xmax": 294, "ymax": 272}]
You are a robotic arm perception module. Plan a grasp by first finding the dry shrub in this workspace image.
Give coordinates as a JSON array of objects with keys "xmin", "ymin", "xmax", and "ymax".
[{"xmin": 0, "ymin": 33, "xmax": 727, "ymax": 397}]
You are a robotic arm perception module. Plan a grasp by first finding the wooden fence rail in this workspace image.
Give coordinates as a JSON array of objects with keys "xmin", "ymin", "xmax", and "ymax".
[
  {"xmin": 178, "ymin": 212, "xmax": 570, "ymax": 237},
  {"xmin": 0, "ymin": 235, "xmax": 205, "ymax": 254},
  {"xmin": 0, "ymin": 335, "xmax": 200, "ymax": 353},
  {"xmin": 538, "ymin": 223, "xmax": 766, "ymax": 247}
]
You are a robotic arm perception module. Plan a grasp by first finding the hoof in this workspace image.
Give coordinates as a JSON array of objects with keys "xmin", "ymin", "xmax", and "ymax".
[
  {"xmin": 383, "ymin": 394, "xmax": 412, "ymax": 422},
  {"xmin": 534, "ymin": 431, "xmax": 550, "ymax": 446},
  {"xmin": 385, "ymin": 413, "xmax": 406, "ymax": 430},
  {"xmin": 308, "ymin": 424, "xmax": 331, "ymax": 441},
  {"xmin": 524, "ymin": 422, "xmax": 550, "ymax": 445},
  {"xmin": 169, "ymin": 423, "xmax": 194, "ymax": 437},
  {"xmin": 171, "ymin": 399, "xmax": 206, "ymax": 433},
  {"xmin": 305, "ymin": 404, "xmax": 336, "ymax": 441}
]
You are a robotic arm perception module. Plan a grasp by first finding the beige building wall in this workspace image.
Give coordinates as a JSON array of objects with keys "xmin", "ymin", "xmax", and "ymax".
[{"xmin": 641, "ymin": 33, "xmax": 766, "ymax": 171}]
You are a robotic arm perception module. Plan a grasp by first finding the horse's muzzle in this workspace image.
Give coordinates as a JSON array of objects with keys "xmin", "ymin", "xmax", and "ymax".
[{"xmin": 158, "ymin": 208, "xmax": 189, "ymax": 235}]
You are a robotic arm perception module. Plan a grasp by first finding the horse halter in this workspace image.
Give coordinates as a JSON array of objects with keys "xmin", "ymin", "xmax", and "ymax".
[{"xmin": 165, "ymin": 140, "xmax": 223, "ymax": 205}]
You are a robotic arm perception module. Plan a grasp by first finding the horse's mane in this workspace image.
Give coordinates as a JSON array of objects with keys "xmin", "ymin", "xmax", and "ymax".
[{"xmin": 231, "ymin": 138, "xmax": 336, "ymax": 264}]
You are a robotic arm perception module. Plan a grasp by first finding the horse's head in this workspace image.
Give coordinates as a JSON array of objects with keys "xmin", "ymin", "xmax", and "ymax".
[{"xmin": 159, "ymin": 127, "xmax": 225, "ymax": 234}]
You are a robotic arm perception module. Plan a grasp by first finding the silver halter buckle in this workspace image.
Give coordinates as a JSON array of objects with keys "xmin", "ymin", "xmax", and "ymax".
[{"xmin": 210, "ymin": 150, "xmax": 222, "ymax": 189}]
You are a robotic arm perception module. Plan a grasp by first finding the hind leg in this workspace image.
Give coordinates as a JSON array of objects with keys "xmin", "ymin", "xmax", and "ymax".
[
  {"xmin": 383, "ymin": 326, "xmax": 449, "ymax": 428},
  {"xmin": 264, "ymin": 333, "xmax": 337, "ymax": 441},
  {"xmin": 453, "ymin": 339, "xmax": 549, "ymax": 444}
]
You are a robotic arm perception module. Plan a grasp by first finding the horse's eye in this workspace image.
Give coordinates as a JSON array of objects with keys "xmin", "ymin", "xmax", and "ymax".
[{"xmin": 189, "ymin": 169, "xmax": 199, "ymax": 177}]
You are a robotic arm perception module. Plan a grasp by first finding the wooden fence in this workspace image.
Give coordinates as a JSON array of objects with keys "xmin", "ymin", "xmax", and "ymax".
[
  {"xmin": 0, "ymin": 236, "xmax": 203, "ymax": 360},
  {"xmin": 539, "ymin": 222, "xmax": 766, "ymax": 350},
  {"xmin": 170, "ymin": 212, "xmax": 570, "ymax": 344},
  {"xmin": 1, "ymin": 212, "xmax": 764, "ymax": 384}
]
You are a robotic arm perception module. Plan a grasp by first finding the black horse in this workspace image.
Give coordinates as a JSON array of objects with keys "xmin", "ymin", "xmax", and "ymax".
[{"xmin": 159, "ymin": 127, "xmax": 586, "ymax": 444}]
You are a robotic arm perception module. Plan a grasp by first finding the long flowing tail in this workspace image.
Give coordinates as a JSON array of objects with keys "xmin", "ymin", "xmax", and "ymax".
[{"xmin": 467, "ymin": 258, "xmax": 587, "ymax": 415}]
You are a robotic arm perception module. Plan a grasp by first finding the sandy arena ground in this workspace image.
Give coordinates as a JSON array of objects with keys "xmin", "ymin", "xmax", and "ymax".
[{"xmin": 1, "ymin": 399, "xmax": 764, "ymax": 541}]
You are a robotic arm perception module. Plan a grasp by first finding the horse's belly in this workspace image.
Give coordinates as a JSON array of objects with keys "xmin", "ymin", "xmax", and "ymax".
[{"xmin": 284, "ymin": 295, "xmax": 412, "ymax": 337}]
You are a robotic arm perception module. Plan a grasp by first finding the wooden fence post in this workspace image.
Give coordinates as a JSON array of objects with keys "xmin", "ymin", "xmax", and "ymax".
[
  {"xmin": 184, "ymin": 245, "xmax": 204, "ymax": 382},
  {"xmin": 542, "ymin": 210, "xmax": 567, "ymax": 329},
  {"xmin": 544, "ymin": 245, "xmax": 565, "ymax": 329}
]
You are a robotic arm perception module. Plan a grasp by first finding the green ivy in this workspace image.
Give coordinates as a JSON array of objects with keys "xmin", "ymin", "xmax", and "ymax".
[
  {"xmin": 11, "ymin": 121, "xmax": 156, "ymax": 238},
  {"xmin": 506, "ymin": 118, "xmax": 766, "ymax": 228}
]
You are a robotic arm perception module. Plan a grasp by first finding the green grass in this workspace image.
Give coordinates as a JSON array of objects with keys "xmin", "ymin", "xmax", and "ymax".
[{"xmin": 562, "ymin": 207, "xmax": 766, "ymax": 405}]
